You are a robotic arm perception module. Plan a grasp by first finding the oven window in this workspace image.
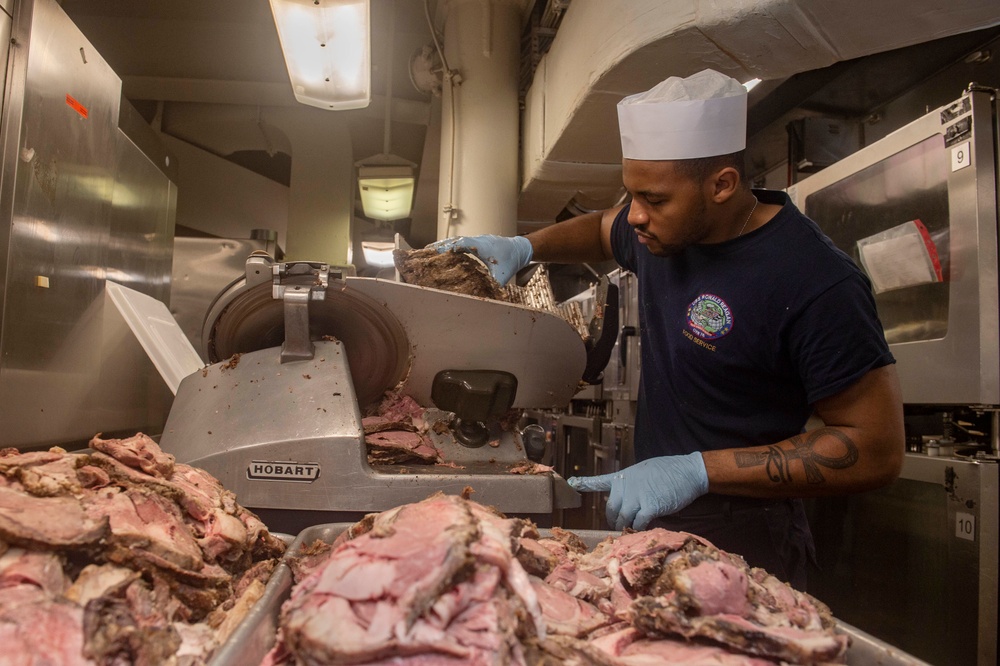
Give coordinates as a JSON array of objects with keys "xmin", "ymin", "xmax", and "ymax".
[{"xmin": 804, "ymin": 135, "xmax": 950, "ymax": 344}]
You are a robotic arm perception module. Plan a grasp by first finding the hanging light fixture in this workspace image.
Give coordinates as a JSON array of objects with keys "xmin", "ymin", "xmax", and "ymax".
[
  {"xmin": 268, "ymin": 0, "xmax": 372, "ymax": 110},
  {"xmin": 354, "ymin": 0, "xmax": 413, "ymax": 222},
  {"xmin": 358, "ymin": 165, "xmax": 415, "ymax": 222}
]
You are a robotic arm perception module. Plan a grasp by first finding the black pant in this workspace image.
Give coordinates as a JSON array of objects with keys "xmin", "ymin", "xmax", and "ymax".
[{"xmin": 648, "ymin": 495, "xmax": 815, "ymax": 591}]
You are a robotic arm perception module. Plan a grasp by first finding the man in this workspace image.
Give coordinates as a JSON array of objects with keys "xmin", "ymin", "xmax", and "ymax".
[{"xmin": 433, "ymin": 69, "xmax": 904, "ymax": 587}]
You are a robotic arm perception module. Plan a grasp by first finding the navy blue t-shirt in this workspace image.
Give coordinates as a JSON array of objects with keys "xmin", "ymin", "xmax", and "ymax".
[{"xmin": 611, "ymin": 189, "xmax": 894, "ymax": 462}]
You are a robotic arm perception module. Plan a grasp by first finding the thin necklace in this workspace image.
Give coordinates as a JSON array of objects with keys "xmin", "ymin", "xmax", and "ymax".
[{"xmin": 737, "ymin": 196, "xmax": 758, "ymax": 237}]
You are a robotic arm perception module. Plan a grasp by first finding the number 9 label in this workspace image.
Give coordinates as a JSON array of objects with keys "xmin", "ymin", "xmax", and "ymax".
[{"xmin": 951, "ymin": 141, "xmax": 971, "ymax": 171}]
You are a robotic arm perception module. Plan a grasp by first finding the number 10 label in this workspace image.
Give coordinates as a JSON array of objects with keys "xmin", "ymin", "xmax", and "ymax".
[{"xmin": 955, "ymin": 512, "xmax": 976, "ymax": 541}]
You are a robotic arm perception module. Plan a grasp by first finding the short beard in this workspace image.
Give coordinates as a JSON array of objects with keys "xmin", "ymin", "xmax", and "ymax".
[{"xmin": 642, "ymin": 197, "xmax": 708, "ymax": 256}]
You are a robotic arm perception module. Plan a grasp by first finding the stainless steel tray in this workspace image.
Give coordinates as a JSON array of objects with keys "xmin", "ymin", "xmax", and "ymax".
[{"xmin": 209, "ymin": 524, "xmax": 932, "ymax": 666}]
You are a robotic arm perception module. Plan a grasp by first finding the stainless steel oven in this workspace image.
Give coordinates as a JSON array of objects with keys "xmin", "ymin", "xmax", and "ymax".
[{"xmin": 787, "ymin": 89, "xmax": 999, "ymax": 406}]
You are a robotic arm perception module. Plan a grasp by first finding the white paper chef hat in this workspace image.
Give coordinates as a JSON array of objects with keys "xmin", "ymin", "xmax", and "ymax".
[{"xmin": 617, "ymin": 69, "xmax": 747, "ymax": 160}]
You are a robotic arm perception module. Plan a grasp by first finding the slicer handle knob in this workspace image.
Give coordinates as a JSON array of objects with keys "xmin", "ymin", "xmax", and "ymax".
[{"xmin": 522, "ymin": 424, "xmax": 547, "ymax": 462}]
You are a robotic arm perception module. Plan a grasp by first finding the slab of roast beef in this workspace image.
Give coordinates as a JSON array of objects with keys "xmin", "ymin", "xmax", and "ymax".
[
  {"xmin": 394, "ymin": 247, "xmax": 505, "ymax": 300},
  {"xmin": 265, "ymin": 494, "xmax": 849, "ymax": 665},
  {"xmin": 0, "ymin": 433, "xmax": 286, "ymax": 665}
]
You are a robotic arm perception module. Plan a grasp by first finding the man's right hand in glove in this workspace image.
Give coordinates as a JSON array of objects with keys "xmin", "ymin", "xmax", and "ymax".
[
  {"xmin": 429, "ymin": 235, "xmax": 533, "ymax": 286},
  {"xmin": 567, "ymin": 452, "xmax": 710, "ymax": 531}
]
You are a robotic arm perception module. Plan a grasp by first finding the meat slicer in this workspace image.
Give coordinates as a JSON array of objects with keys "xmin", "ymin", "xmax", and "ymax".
[{"xmin": 157, "ymin": 253, "xmax": 610, "ymax": 529}]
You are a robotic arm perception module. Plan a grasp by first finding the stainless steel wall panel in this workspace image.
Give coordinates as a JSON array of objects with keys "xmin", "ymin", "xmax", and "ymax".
[
  {"xmin": 0, "ymin": 0, "xmax": 120, "ymax": 447},
  {"xmin": 108, "ymin": 130, "xmax": 175, "ymax": 302},
  {"xmin": 0, "ymin": 0, "xmax": 176, "ymax": 449},
  {"xmin": 0, "ymin": 8, "xmax": 12, "ymax": 118}
]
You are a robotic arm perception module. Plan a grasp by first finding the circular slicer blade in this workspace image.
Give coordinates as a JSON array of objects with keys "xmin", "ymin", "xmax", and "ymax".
[{"xmin": 206, "ymin": 280, "xmax": 409, "ymax": 409}]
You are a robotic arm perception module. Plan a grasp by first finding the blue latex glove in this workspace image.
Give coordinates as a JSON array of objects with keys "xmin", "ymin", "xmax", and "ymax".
[
  {"xmin": 429, "ymin": 235, "xmax": 533, "ymax": 286},
  {"xmin": 567, "ymin": 452, "xmax": 709, "ymax": 531}
]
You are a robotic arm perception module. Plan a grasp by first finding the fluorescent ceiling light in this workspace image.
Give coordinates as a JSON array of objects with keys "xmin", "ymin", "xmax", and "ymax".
[
  {"xmin": 743, "ymin": 77, "xmax": 762, "ymax": 92},
  {"xmin": 269, "ymin": 0, "xmax": 371, "ymax": 110},
  {"xmin": 361, "ymin": 241, "xmax": 396, "ymax": 267},
  {"xmin": 358, "ymin": 166, "xmax": 415, "ymax": 222}
]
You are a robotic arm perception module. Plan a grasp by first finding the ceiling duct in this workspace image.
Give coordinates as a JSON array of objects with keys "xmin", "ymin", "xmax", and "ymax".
[{"xmin": 518, "ymin": 0, "xmax": 1000, "ymax": 222}]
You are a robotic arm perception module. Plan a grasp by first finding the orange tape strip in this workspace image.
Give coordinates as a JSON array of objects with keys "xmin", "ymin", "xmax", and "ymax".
[{"xmin": 65, "ymin": 94, "xmax": 88, "ymax": 119}]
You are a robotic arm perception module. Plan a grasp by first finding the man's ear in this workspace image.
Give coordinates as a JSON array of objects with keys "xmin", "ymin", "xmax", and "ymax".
[{"xmin": 710, "ymin": 167, "xmax": 741, "ymax": 203}]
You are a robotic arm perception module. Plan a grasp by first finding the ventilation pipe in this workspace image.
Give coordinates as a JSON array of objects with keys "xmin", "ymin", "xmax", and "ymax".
[{"xmin": 434, "ymin": 0, "xmax": 526, "ymax": 240}]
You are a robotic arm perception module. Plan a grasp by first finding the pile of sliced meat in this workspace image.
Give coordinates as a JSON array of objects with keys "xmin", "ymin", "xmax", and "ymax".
[
  {"xmin": 264, "ymin": 494, "xmax": 848, "ymax": 665},
  {"xmin": 0, "ymin": 433, "xmax": 286, "ymax": 665},
  {"xmin": 363, "ymin": 392, "xmax": 445, "ymax": 465}
]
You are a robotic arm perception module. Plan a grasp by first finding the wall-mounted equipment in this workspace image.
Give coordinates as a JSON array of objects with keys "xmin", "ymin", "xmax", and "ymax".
[{"xmin": 268, "ymin": 0, "xmax": 371, "ymax": 110}]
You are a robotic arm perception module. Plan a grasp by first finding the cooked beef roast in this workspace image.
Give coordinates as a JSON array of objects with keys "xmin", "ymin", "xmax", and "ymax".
[
  {"xmin": 394, "ymin": 247, "xmax": 505, "ymax": 300},
  {"xmin": 266, "ymin": 495, "xmax": 848, "ymax": 665},
  {"xmin": 0, "ymin": 434, "xmax": 286, "ymax": 665}
]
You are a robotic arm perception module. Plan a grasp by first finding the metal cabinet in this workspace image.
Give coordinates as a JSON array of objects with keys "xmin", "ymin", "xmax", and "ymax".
[{"xmin": 806, "ymin": 454, "xmax": 998, "ymax": 666}]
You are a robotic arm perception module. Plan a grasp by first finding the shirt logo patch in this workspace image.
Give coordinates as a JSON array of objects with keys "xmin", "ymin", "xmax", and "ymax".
[{"xmin": 686, "ymin": 294, "xmax": 733, "ymax": 340}]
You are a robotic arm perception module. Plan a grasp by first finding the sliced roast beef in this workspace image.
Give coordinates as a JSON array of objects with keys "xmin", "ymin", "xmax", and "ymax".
[
  {"xmin": 64, "ymin": 563, "xmax": 140, "ymax": 607},
  {"xmin": 0, "ymin": 584, "xmax": 90, "ymax": 666},
  {"xmin": 82, "ymin": 485, "xmax": 204, "ymax": 573},
  {"xmin": 614, "ymin": 635, "xmax": 781, "ymax": 665},
  {"xmin": 530, "ymin": 577, "xmax": 612, "ymax": 637},
  {"xmin": 366, "ymin": 430, "xmax": 441, "ymax": 465},
  {"xmin": 82, "ymin": 594, "xmax": 183, "ymax": 666},
  {"xmin": 0, "ymin": 448, "xmax": 83, "ymax": 497},
  {"xmin": 368, "ymin": 392, "xmax": 427, "ymax": 424},
  {"xmin": 90, "ymin": 446, "xmax": 284, "ymax": 571},
  {"xmin": 1, "ymin": 440, "xmax": 286, "ymax": 665},
  {"xmin": 89, "ymin": 432, "xmax": 175, "ymax": 478},
  {"xmin": 516, "ymin": 537, "xmax": 559, "ymax": 577},
  {"xmin": 746, "ymin": 568, "xmax": 834, "ymax": 632},
  {"xmin": 363, "ymin": 417, "xmax": 418, "ymax": 434},
  {"xmin": 232, "ymin": 558, "xmax": 278, "ymax": 598},
  {"xmin": 656, "ymin": 549, "xmax": 751, "ymax": 616},
  {"xmin": 629, "ymin": 596, "xmax": 848, "ymax": 664},
  {"xmin": 272, "ymin": 496, "xmax": 848, "ymax": 666},
  {"xmin": 282, "ymin": 495, "xmax": 481, "ymax": 663},
  {"xmin": 275, "ymin": 494, "xmax": 554, "ymax": 665},
  {"xmin": 0, "ymin": 485, "xmax": 109, "ymax": 550},
  {"xmin": 76, "ymin": 464, "xmax": 111, "ymax": 488},
  {"xmin": 544, "ymin": 527, "xmax": 590, "ymax": 555},
  {"xmin": 0, "ymin": 547, "xmax": 67, "ymax": 594},
  {"xmin": 544, "ymin": 561, "xmax": 612, "ymax": 605}
]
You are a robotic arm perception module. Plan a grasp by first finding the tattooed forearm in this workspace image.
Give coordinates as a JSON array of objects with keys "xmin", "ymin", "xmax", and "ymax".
[{"xmin": 733, "ymin": 428, "xmax": 860, "ymax": 485}]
